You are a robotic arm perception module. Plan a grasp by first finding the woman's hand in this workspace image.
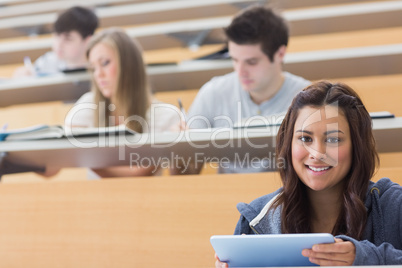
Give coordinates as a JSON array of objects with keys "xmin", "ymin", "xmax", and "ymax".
[
  {"xmin": 302, "ymin": 238, "xmax": 355, "ymax": 266},
  {"xmin": 36, "ymin": 167, "xmax": 61, "ymax": 178},
  {"xmin": 215, "ymin": 253, "xmax": 228, "ymax": 268}
]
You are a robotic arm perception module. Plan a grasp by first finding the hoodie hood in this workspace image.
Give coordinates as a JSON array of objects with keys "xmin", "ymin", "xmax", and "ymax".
[
  {"xmin": 236, "ymin": 178, "xmax": 397, "ymax": 238},
  {"xmin": 363, "ymin": 178, "xmax": 398, "ymax": 245},
  {"xmin": 236, "ymin": 189, "xmax": 282, "ymax": 234}
]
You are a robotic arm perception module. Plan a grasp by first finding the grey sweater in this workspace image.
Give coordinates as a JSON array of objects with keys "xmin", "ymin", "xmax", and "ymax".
[{"xmin": 234, "ymin": 178, "xmax": 402, "ymax": 265}]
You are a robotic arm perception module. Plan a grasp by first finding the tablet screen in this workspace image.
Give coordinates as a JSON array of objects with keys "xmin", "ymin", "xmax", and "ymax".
[{"xmin": 210, "ymin": 233, "xmax": 335, "ymax": 267}]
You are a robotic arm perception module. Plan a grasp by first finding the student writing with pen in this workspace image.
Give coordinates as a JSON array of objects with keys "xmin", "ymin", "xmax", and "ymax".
[
  {"xmin": 215, "ymin": 81, "xmax": 402, "ymax": 267},
  {"xmin": 13, "ymin": 6, "xmax": 98, "ymax": 77},
  {"xmin": 174, "ymin": 5, "xmax": 310, "ymax": 175}
]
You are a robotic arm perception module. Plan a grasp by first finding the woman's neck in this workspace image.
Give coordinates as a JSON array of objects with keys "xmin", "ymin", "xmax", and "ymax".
[
  {"xmin": 307, "ymin": 187, "xmax": 343, "ymax": 233},
  {"xmin": 250, "ymin": 72, "xmax": 284, "ymax": 105}
]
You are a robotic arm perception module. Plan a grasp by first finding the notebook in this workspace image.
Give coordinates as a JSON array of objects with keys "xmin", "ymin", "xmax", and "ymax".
[{"xmin": 0, "ymin": 124, "xmax": 135, "ymax": 141}]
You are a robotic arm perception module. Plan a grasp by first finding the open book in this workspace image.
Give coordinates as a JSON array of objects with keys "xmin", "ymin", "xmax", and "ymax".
[{"xmin": 0, "ymin": 124, "xmax": 135, "ymax": 141}]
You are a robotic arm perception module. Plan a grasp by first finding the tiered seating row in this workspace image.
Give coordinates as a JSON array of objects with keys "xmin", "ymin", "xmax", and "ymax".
[
  {"xmin": 0, "ymin": 1, "xmax": 400, "ymax": 175},
  {"xmin": 0, "ymin": 171, "xmax": 400, "ymax": 266},
  {"xmin": 2, "ymin": 1, "xmax": 402, "ymax": 64}
]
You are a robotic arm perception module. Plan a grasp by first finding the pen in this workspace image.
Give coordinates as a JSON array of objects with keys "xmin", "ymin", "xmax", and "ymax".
[
  {"xmin": 1, "ymin": 123, "xmax": 8, "ymax": 131},
  {"xmin": 24, "ymin": 56, "xmax": 36, "ymax": 75},
  {"xmin": 177, "ymin": 98, "xmax": 187, "ymax": 122}
]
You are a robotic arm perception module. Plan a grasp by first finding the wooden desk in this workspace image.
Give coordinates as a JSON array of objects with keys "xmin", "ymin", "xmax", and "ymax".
[
  {"xmin": 285, "ymin": 0, "xmax": 402, "ymax": 36},
  {"xmin": 0, "ymin": 0, "xmax": 257, "ymax": 38},
  {"xmin": 0, "ymin": 72, "xmax": 90, "ymax": 107},
  {"xmin": 156, "ymin": 73, "xmax": 402, "ymax": 118},
  {"xmin": 0, "ymin": 0, "xmax": 134, "ymax": 19},
  {"xmin": 1, "ymin": 40, "xmax": 401, "ymax": 106},
  {"xmin": 0, "ymin": 43, "xmax": 225, "ymax": 78},
  {"xmin": 0, "ymin": 16, "xmax": 229, "ymax": 65},
  {"xmin": 0, "ymin": 0, "xmax": 48, "ymax": 6},
  {"xmin": 3, "ymin": 24, "xmax": 402, "ymax": 65},
  {"xmin": 288, "ymin": 26, "xmax": 402, "ymax": 53},
  {"xmin": 0, "ymin": 117, "xmax": 401, "ymax": 177},
  {"xmin": 0, "ymin": 125, "xmax": 279, "ymax": 174},
  {"xmin": 0, "ymin": 0, "xmax": 376, "ymax": 19},
  {"xmin": 2, "ymin": 1, "xmax": 402, "ymax": 63},
  {"xmin": 341, "ymin": 74, "xmax": 402, "ymax": 117},
  {"xmin": 149, "ymin": 43, "xmax": 402, "ymax": 91}
]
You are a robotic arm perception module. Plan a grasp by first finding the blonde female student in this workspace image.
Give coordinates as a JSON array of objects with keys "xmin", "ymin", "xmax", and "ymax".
[
  {"xmin": 65, "ymin": 28, "xmax": 180, "ymax": 178},
  {"xmin": 215, "ymin": 81, "xmax": 402, "ymax": 267}
]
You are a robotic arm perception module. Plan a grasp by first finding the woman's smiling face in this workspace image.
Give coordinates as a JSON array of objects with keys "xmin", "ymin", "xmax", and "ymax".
[{"xmin": 291, "ymin": 105, "xmax": 352, "ymax": 193}]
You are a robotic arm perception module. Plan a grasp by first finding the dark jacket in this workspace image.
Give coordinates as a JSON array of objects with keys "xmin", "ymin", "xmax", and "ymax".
[{"xmin": 234, "ymin": 178, "xmax": 402, "ymax": 265}]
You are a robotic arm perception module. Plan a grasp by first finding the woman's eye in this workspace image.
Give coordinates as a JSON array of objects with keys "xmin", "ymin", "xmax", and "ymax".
[
  {"xmin": 326, "ymin": 137, "xmax": 340, "ymax": 143},
  {"xmin": 101, "ymin": 59, "xmax": 110, "ymax": 67},
  {"xmin": 299, "ymin": 136, "xmax": 312, "ymax": 143}
]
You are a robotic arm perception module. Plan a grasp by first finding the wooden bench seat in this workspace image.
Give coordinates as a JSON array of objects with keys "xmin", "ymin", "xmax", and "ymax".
[
  {"xmin": 0, "ymin": 173, "xmax": 281, "ymax": 267},
  {"xmin": 0, "ymin": 170, "xmax": 400, "ymax": 267}
]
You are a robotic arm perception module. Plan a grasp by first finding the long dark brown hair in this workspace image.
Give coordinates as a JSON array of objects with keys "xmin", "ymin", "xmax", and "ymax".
[{"xmin": 274, "ymin": 81, "xmax": 379, "ymax": 239}]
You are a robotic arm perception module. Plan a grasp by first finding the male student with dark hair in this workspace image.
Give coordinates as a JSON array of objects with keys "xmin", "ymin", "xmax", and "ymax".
[
  {"xmin": 13, "ymin": 6, "xmax": 99, "ymax": 77},
  {"xmin": 175, "ymin": 5, "xmax": 310, "ymax": 174}
]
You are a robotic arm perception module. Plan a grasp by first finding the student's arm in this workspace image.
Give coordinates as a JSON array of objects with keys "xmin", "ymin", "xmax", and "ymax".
[
  {"xmin": 331, "ymin": 236, "xmax": 402, "ymax": 265},
  {"xmin": 92, "ymin": 165, "xmax": 157, "ymax": 178},
  {"xmin": 12, "ymin": 66, "xmax": 34, "ymax": 78},
  {"xmin": 169, "ymin": 161, "xmax": 203, "ymax": 175},
  {"xmin": 35, "ymin": 167, "xmax": 61, "ymax": 178},
  {"xmin": 306, "ymin": 180, "xmax": 402, "ymax": 265}
]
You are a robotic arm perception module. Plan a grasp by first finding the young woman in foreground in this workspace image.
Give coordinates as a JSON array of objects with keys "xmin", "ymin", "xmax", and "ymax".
[{"xmin": 216, "ymin": 81, "xmax": 402, "ymax": 266}]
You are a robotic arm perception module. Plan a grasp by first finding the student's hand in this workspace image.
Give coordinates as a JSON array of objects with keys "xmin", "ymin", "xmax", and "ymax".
[
  {"xmin": 169, "ymin": 120, "xmax": 188, "ymax": 132},
  {"xmin": 92, "ymin": 165, "xmax": 157, "ymax": 178},
  {"xmin": 179, "ymin": 120, "xmax": 188, "ymax": 131},
  {"xmin": 302, "ymin": 238, "xmax": 355, "ymax": 266},
  {"xmin": 12, "ymin": 66, "xmax": 34, "ymax": 78},
  {"xmin": 36, "ymin": 167, "xmax": 61, "ymax": 178},
  {"xmin": 215, "ymin": 253, "xmax": 228, "ymax": 268}
]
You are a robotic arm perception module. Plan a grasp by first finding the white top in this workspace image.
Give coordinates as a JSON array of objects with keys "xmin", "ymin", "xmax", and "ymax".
[
  {"xmin": 187, "ymin": 71, "xmax": 310, "ymax": 129},
  {"xmin": 34, "ymin": 51, "xmax": 67, "ymax": 76},
  {"xmin": 187, "ymin": 71, "xmax": 310, "ymax": 174},
  {"xmin": 65, "ymin": 92, "xmax": 181, "ymax": 133},
  {"xmin": 64, "ymin": 92, "xmax": 181, "ymax": 179}
]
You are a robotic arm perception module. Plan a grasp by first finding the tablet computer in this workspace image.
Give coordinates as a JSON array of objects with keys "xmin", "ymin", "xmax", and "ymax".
[{"xmin": 210, "ymin": 233, "xmax": 334, "ymax": 267}]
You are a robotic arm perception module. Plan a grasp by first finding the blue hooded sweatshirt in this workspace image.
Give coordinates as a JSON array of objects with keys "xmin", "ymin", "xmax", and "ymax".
[{"xmin": 234, "ymin": 178, "xmax": 402, "ymax": 265}]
